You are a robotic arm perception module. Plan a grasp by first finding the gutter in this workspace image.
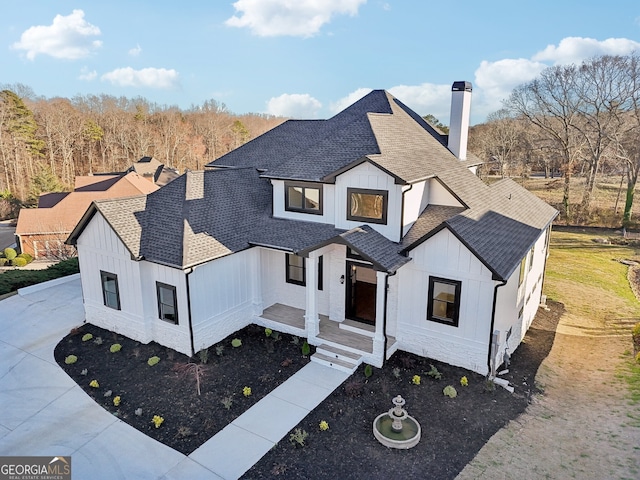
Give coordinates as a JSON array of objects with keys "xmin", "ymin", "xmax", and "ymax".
[
  {"xmin": 185, "ymin": 267, "xmax": 196, "ymax": 357},
  {"xmin": 487, "ymin": 279, "xmax": 507, "ymax": 377},
  {"xmin": 381, "ymin": 270, "xmax": 397, "ymax": 366}
]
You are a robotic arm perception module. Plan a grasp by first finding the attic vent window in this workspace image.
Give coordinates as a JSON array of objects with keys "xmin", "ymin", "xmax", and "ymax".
[
  {"xmin": 285, "ymin": 182, "xmax": 323, "ymax": 215},
  {"xmin": 347, "ymin": 188, "xmax": 388, "ymax": 225}
]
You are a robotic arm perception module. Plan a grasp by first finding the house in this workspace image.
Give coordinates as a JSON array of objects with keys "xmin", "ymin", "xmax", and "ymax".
[
  {"xmin": 16, "ymin": 172, "xmax": 159, "ymax": 259},
  {"xmin": 67, "ymin": 83, "xmax": 557, "ymax": 376},
  {"xmin": 127, "ymin": 156, "xmax": 180, "ymax": 186}
]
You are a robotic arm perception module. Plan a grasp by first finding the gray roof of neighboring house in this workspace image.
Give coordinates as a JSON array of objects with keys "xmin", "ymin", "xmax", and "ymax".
[{"xmin": 69, "ymin": 89, "xmax": 557, "ymax": 280}]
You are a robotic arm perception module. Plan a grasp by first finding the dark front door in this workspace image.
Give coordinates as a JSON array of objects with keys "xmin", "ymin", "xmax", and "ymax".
[{"xmin": 345, "ymin": 261, "xmax": 377, "ymax": 325}]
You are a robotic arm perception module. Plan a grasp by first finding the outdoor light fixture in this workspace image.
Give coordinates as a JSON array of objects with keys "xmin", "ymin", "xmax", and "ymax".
[{"xmin": 340, "ymin": 275, "xmax": 345, "ymax": 284}]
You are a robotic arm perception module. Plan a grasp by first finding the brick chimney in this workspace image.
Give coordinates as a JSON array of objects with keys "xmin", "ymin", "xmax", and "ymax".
[{"xmin": 447, "ymin": 81, "xmax": 472, "ymax": 161}]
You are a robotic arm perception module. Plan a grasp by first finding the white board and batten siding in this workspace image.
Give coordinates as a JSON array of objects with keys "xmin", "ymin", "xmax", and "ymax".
[
  {"xmin": 189, "ymin": 248, "xmax": 259, "ymax": 353},
  {"xmin": 334, "ymin": 162, "xmax": 402, "ymax": 242},
  {"xmin": 492, "ymin": 228, "xmax": 550, "ymax": 368},
  {"xmin": 77, "ymin": 212, "xmax": 194, "ymax": 355},
  {"xmin": 76, "ymin": 212, "xmax": 147, "ymax": 345},
  {"xmin": 396, "ymin": 228, "xmax": 495, "ymax": 374}
]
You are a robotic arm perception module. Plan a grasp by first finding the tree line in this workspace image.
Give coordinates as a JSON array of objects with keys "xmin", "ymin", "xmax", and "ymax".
[
  {"xmin": 469, "ymin": 53, "xmax": 640, "ymax": 226},
  {"xmin": 0, "ymin": 84, "xmax": 284, "ymax": 210}
]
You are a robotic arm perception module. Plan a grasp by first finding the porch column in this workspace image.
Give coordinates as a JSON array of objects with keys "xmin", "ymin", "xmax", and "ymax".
[
  {"xmin": 305, "ymin": 251, "xmax": 319, "ymax": 337},
  {"xmin": 372, "ymin": 271, "xmax": 387, "ymax": 366}
]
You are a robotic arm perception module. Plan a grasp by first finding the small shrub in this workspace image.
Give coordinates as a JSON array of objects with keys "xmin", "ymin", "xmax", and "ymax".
[
  {"xmin": 344, "ymin": 380, "xmax": 363, "ymax": 397},
  {"xmin": 460, "ymin": 376, "xmax": 469, "ymax": 387},
  {"xmin": 93, "ymin": 336, "xmax": 103, "ymax": 345},
  {"xmin": 81, "ymin": 333, "xmax": 93, "ymax": 342},
  {"xmin": 198, "ymin": 348, "xmax": 209, "ymax": 364},
  {"xmin": 11, "ymin": 257, "xmax": 27, "ymax": 267},
  {"xmin": 392, "ymin": 367, "xmax": 401, "ymax": 379},
  {"xmin": 289, "ymin": 428, "xmax": 309, "ymax": 447},
  {"xmin": 64, "ymin": 355, "xmax": 77, "ymax": 364},
  {"xmin": 113, "ymin": 396, "xmax": 121, "ymax": 406},
  {"xmin": 301, "ymin": 341, "xmax": 310, "ymax": 357},
  {"xmin": 231, "ymin": 338, "xmax": 242, "ymax": 348},
  {"xmin": 426, "ymin": 364, "xmax": 442, "ymax": 380},
  {"xmin": 484, "ymin": 379, "xmax": 496, "ymax": 393},
  {"xmin": 412, "ymin": 375, "xmax": 421, "ymax": 385},
  {"xmin": 151, "ymin": 415, "xmax": 164, "ymax": 428},
  {"xmin": 147, "ymin": 356, "xmax": 160, "ymax": 366},
  {"xmin": 110, "ymin": 343, "xmax": 122, "ymax": 353},
  {"xmin": 243, "ymin": 386, "xmax": 252, "ymax": 397},
  {"xmin": 290, "ymin": 336, "xmax": 300, "ymax": 346},
  {"xmin": 134, "ymin": 408, "xmax": 143, "ymax": 416},
  {"xmin": 215, "ymin": 345, "xmax": 224, "ymax": 356},
  {"xmin": 319, "ymin": 420, "xmax": 329, "ymax": 431},
  {"xmin": 0, "ymin": 258, "xmax": 8, "ymax": 266},
  {"xmin": 265, "ymin": 328, "xmax": 272, "ymax": 337},
  {"xmin": 17, "ymin": 253, "xmax": 33, "ymax": 264},
  {"xmin": 221, "ymin": 396, "xmax": 234, "ymax": 410},
  {"xmin": 443, "ymin": 385, "xmax": 458, "ymax": 398},
  {"xmin": 80, "ymin": 368, "xmax": 88, "ymax": 375},
  {"xmin": 3, "ymin": 247, "xmax": 16, "ymax": 260},
  {"xmin": 89, "ymin": 379, "xmax": 99, "ymax": 388},
  {"xmin": 364, "ymin": 364, "xmax": 373, "ymax": 379},
  {"xmin": 104, "ymin": 390, "xmax": 112, "ymax": 397}
]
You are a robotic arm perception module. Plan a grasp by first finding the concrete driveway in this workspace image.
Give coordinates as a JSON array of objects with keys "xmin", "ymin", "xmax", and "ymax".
[{"xmin": 0, "ymin": 275, "xmax": 220, "ymax": 479}]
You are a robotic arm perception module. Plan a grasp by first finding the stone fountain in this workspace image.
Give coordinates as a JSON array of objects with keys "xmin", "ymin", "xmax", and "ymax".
[{"xmin": 373, "ymin": 395, "xmax": 421, "ymax": 449}]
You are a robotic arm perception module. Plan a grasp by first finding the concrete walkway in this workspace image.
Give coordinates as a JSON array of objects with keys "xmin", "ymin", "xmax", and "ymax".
[{"xmin": 0, "ymin": 276, "xmax": 349, "ymax": 479}]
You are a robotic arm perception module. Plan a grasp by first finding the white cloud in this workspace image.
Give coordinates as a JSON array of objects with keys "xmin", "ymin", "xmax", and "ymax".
[
  {"xmin": 266, "ymin": 93, "xmax": 322, "ymax": 118},
  {"xmin": 329, "ymin": 88, "xmax": 372, "ymax": 113},
  {"xmin": 225, "ymin": 0, "xmax": 366, "ymax": 37},
  {"xmin": 129, "ymin": 44, "xmax": 142, "ymax": 56},
  {"xmin": 533, "ymin": 36, "xmax": 640, "ymax": 65},
  {"xmin": 101, "ymin": 67, "xmax": 180, "ymax": 89},
  {"xmin": 12, "ymin": 9, "xmax": 102, "ymax": 60},
  {"xmin": 389, "ymin": 83, "xmax": 452, "ymax": 120},
  {"xmin": 78, "ymin": 67, "xmax": 97, "ymax": 81}
]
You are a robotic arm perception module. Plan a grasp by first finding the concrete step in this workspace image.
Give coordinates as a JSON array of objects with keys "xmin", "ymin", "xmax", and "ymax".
[
  {"xmin": 311, "ymin": 351, "xmax": 361, "ymax": 374},
  {"xmin": 339, "ymin": 319, "xmax": 375, "ymax": 338},
  {"xmin": 316, "ymin": 343, "xmax": 362, "ymax": 363}
]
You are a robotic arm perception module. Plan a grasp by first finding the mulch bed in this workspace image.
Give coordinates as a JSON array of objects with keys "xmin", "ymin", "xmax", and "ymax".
[
  {"xmin": 54, "ymin": 323, "xmax": 313, "ymax": 455},
  {"xmin": 55, "ymin": 303, "xmax": 560, "ymax": 478}
]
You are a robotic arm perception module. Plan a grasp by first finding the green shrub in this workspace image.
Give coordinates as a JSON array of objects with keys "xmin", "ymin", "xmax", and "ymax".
[
  {"xmin": 265, "ymin": 327, "xmax": 272, "ymax": 337},
  {"xmin": 0, "ymin": 257, "xmax": 79, "ymax": 295},
  {"xmin": 147, "ymin": 356, "xmax": 160, "ymax": 366},
  {"xmin": 301, "ymin": 341, "xmax": 310, "ymax": 357},
  {"xmin": 64, "ymin": 355, "xmax": 78, "ymax": 364},
  {"xmin": 3, "ymin": 248, "xmax": 16, "ymax": 260},
  {"xmin": 82, "ymin": 333, "xmax": 93, "ymax": 342},
  {"xmin": 364, "ymin": 364, "xmax": 373, "ymax": 378},
  {"xmin": 16, "ymin": 253, "xmax": 33, "ymax": 264},
  {"xmin": 110, "ymin": 343, "xmax": 122, "ymax": 353},
  {"xmin": 443, "ymin": 385, "xmax": 458, "ymax": 398},
  {"xmin": 11, "ymin": 257, "xmax": 27, "ymax": 267},
  {"xmin": 231, "ymin": 338, "xmax": 242, "ymax": 348},
  {"xmin": 0, "ymin": 258, "xmax": 7, "ymax": 266}
]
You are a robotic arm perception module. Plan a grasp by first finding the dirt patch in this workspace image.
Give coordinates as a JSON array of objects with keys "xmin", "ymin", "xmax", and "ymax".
[{"xmin": 54, "ymin": 324, "xmax": 312, "ymax": 455}]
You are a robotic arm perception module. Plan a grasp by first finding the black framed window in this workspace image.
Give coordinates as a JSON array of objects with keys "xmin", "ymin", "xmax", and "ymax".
[
  {"xmin": 156, "ymin": 282, "xmax": 178, "ymax": 324},
  {"xmin": 347, "ymin": 188, "xmax": 388, "ymax": 224},
  {"xmin": 427, "ymin": 276, "xmax": 461, "ymax": 327},
  {"xmin": 285, "ymin": 182, "xmax": 323, "ymax": 215},
  {"xmin": 100, "ymin": 271, "xmax": 120, "ymax": 310},
  {"xmin": 286, "ymin": 254, "xmax": 306, "ymax": 286}
]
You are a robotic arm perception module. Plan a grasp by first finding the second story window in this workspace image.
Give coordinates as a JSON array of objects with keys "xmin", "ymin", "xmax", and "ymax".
[
  {"xmin": 285, "ymin": 182, "xmax": 323, "ymax": 215},
  {"xmin": 347, "ymin": 188, "xmax": 388, "ymax": 224}
]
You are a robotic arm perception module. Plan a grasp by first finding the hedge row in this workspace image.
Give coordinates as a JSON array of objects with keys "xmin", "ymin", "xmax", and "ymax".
[{"xmin": 0, "ymin": 258, "xmax": 79, "ymax": 295}]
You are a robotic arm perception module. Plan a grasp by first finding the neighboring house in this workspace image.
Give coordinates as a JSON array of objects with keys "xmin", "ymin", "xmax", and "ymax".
[
  {"xmin": 128, "ymin": 156, "xmax": 180, "ymax": 186},
  {"xmin": 16, "ymin": 172, "xmax": 158, "ymax": 259},
  {"xmin": 67, "ymin": 83, "xmax": 557, "ymax": 377}
]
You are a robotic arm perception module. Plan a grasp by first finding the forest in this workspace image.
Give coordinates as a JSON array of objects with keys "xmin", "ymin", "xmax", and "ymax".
[
  {"xmin": 3, "ymin": 52, "xmax": 640, "ymax": 226},
  {"xmin": 0, "ymin": 84, "xmax": 284, "ymax": 215}
]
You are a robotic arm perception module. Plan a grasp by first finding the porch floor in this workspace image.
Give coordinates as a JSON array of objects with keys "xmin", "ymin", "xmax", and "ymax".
[{"xmin": 261, "ymin": 303, "xmax": 374, "ymax": 354}]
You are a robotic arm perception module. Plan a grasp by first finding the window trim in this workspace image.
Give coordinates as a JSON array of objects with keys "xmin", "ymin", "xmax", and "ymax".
[
  {"xmin": 100, "ymin": 270, "xmax": 121, "ymax": 310},
  {"xmin": 156, "ymin": 282, "xmax": 178, "ymax": 324},
  {"xmin": 284, "ymin": 181, "xmax": 323, "ymax": 215},
  {"xmin": 426, "ymin": 276, "xmax": 461, "ymax": 327},
  {"xmin": 346, "ymin": 188, "xmax": 388, "ymax": 224},
  {"xmin": 285, "ymin": 253, "xmax": 306, "ymax": 286}
]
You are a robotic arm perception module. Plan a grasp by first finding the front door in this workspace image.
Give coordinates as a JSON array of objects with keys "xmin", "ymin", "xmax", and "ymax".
[{"xmin": 345, "ymin": 261, "xmax": 377, "ymax": 325}]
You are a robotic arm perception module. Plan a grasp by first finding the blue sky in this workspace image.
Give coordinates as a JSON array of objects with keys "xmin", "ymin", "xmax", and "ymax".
[{"xmin": 2, "ymin": 1, "xmax": 640, "ymax": 124}]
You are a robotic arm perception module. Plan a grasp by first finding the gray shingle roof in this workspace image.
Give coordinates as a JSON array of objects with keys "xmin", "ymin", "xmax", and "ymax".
[{"xmin": 72, "ymin": 89, "xmax": 557, "ymax": 281}]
